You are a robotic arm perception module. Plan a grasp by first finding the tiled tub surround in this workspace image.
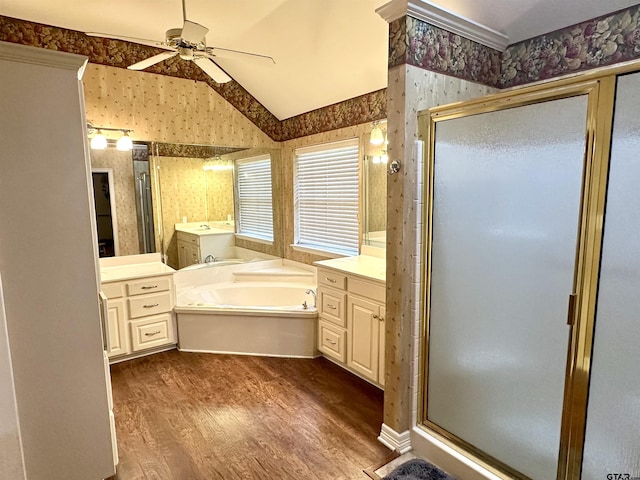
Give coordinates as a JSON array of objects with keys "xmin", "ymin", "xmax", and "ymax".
[{"xmin": 174, "ymin": 259, "xmax": 318, "ymax": 358}]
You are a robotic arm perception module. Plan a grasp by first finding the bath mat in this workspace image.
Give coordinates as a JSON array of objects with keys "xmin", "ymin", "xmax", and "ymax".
[{"xmin": 382, "ymin": 458, "xmax": 457, "ymax": 480}]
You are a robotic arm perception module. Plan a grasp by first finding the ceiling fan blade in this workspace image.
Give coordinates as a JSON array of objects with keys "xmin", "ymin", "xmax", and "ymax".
[
  {"xmin": 193, "ymin": 57, "xmax": 231, "ymax": 83},
  {"xmin": 128, "ymin": 51, "xmax": 178, "ymax": 71},
  {"xmin": 206, "ymin": 46, "xmax": 276, "ymax": 64},
  {"xmin": 181, "ymin": 20, "xmax": 209, "ymax": 44},
  {"xmin": 85, "ymin": 32, "xmax": 173, "ymax": 50}
]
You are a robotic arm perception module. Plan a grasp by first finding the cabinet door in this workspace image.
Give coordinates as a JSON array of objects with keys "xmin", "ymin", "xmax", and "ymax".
[
  {"xmin": 106, "ymin": 298, "xmax": 128, "ymax": 358},
  {"xmin": 378, "ymin": 305, "xmax": 386, "ymax": 387},
  {"xmin": 347, "ymin": 296, "xmax": 380, "ymax": 382},
  {"xmin": 178, "ymin": 242, "xmax": 188, "ymax": 269}
]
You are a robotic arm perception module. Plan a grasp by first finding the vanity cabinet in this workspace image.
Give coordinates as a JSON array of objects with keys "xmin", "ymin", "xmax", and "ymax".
[
  {"xmin": 176, "ymin": 230, "xmax": 235, "ymax": 269},
  {"xmin": 316, "ymin": 266, "xmax": 385, "ymax": 387},
  {"xmin": 177, "ymin": 232, "xmax": 201, "ymax": 268},
  {"xmin": 102, "ymin": 274, "xmax": 176, "ymax": 360}
]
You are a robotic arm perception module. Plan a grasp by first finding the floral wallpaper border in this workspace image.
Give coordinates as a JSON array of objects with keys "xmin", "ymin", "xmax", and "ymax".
[
  {"xmin": 392, "ymin": 16, "xmax": 503, "ymax": 87},
  {"xmin": 392, "ymin": 5, "xmax": 640, "ymax": 89},
  {"xmin": 148, "ymin": 143, "xmax": 247, "ymax": 159},
  {"xmin": 0, "ymin": 15, "xmax": 385, "ymax": 141},
  {"xmin": 4, "ymin": 4, "xmax": 640, "ymax": 140},
  {"xmin": 502, "ymin": 5, "xmax": 640, "ymax": 87}
]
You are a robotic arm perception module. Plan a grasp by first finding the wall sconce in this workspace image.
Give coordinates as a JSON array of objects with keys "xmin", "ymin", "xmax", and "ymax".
[
  {"xmin": 370, "ymin": 121, "xmax": 385, "ymax": 145},
  {"xmin": 87, "ymin": 123, "xmax": 134, "ymax": 151}
]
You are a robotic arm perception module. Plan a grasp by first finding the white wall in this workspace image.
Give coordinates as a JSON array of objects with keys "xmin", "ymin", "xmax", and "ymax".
[
  {"xmin": 0, "ymin": 273, "xmax": 26, "ymax": 480},
  {"xmin": 0, "ymin": 42, "xmax": 115, "ymax": 480}
]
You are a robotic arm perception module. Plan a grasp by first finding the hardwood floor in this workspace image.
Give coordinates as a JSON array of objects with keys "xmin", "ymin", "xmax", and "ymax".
[{"xmin": 107, "ymin": 350, "xmax": 391, "ymax": 480}]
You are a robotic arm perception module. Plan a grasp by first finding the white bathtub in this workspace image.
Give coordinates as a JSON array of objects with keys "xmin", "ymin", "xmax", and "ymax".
[{"xmin": 175, "ymin": 280, "xmax": 318, "ymax": 358}]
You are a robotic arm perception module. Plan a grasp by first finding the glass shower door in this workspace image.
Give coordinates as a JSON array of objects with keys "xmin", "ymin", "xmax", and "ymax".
[
  {"xmin": 425, "ymin": 94, "xmax": 589, "ymax": 479},
  {"xmin": 581, "ymin": 72, "xmax": 640, "ymax": 479}
]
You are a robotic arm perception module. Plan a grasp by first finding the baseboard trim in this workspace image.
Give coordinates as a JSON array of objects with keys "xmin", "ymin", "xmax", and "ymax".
[{"xmin": 378, "ymin": 423, "xmax": 412, "ymax": 454}]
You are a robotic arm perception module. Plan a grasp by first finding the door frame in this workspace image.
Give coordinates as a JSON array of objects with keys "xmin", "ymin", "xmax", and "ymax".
[
  {"xmin": 417, "ymin": 73, "xmax": 617, "ymax": 480},
  {"xmin": 92, "ymin": 168, "xmax": 120, "ymax": 257}
]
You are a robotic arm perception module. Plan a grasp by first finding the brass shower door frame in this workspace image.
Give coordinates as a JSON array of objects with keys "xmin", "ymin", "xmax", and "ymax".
[{"xmin": 417, "ymin": 71, "xmax": 620, "ymax": 480}]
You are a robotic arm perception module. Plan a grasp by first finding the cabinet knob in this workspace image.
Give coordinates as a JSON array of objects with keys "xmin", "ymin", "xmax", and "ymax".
[{"xmin": 373, "ymin": 314, "xmax": 379, "ymax": 319}]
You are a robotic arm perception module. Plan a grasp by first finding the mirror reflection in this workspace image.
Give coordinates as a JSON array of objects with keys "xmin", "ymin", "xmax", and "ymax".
[
  {"xmin": 89, "ymin": 142, "xmax": 281, "ymax": 270},
  {"xmin": 363, "ymin": 120, "xmax": 387, "ymax": 248}
]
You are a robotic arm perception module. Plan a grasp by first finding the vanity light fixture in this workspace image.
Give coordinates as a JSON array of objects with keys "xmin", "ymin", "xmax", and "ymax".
[
  {"xmin": 87, "ymin": 123, "xmax": 134, "ymax": 151},
  {"xmin": 90, "ymin": 130, "xmax": 107, "ymax": 150},
  {"xmin": 116, "ymin": 131, "xmax": 133, "ymax": 151},
  {"xmin": 370, "ymin": 121, "xmax": 385, "ymax": 145}
]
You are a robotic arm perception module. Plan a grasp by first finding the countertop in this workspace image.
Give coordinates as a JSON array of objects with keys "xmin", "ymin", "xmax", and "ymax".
[
  {"xmin": 314, "ymin": 254, "xmax": 385, "ymax": 283},
  {"xmin": 99, "ymin": 253, "xmax": 176, "ymax": 283},
  {"xmin": 175, "ymin": 221, "xmax": 235, "ymax": 236}
]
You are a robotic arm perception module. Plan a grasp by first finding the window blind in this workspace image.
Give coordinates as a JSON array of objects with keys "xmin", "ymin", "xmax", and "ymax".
[
  {"xmin": 236, "ymin": 155, "xmax": 273, "ymax": 241},
  {"xmin": 294, "ymin": 139, "xmax": 359, "ymax": 256}
]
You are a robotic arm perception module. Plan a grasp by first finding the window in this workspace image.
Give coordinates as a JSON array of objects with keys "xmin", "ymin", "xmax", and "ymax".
[
  {"xmin": 294, "ymin": 139, "xmax": 360, "ymax": 256},
  {"xmin": 235, "ymin": 154, "xmax": 273, "ymax": 242}
]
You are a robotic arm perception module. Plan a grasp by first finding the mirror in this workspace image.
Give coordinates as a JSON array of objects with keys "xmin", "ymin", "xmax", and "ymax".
[
  {"xmin": 89, "ymin": 142, "xmax": 282, "ymax": 269},
  {"xmin": 362, "ymin": 121, "xmax": 387, "ymax": 249}
]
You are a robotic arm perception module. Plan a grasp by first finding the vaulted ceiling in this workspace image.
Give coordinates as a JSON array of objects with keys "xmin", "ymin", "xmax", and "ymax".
[{"xmin": 1, "ymin": 0, "xmax": 637, "ymax": 120}]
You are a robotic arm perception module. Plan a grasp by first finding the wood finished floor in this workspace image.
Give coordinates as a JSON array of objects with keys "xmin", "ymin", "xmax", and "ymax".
[{"xmin": 107, "ymin": 350, "xmax": 391, "ymax": 480}]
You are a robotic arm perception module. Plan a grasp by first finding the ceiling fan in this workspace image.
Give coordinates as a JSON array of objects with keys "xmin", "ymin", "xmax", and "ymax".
[{"xmin": 87, "ymin": 0, "xmax": 275, "ymax": 84}]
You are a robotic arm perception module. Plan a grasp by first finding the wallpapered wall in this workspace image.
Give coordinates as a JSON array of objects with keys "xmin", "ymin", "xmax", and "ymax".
[
  {"xmin": 83, "ymin": 64, "xmax": 283, "ymax": 263},
  {"xmin": 0, "ymin": 15, "xmax": 387, "ymax": 141},
  {"xmin": 149, "ymin": 156, "xmax": 209, "ymax": 269}
]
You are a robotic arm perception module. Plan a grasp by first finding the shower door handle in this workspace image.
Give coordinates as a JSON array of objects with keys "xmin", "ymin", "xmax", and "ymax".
[
  {"xmin": 137, "ymin": 176, "xmax": 148, "ymax": 251},
  {"xmin": 567, "ymin": 294, "xmax": 577, "ymax": 326}
]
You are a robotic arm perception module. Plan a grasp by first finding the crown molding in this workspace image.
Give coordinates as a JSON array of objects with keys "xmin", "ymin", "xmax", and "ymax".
[
  {"xmin": 376, "ymin": 0, "xmax": 509, "ymax": 52},
  {"xmin": 0, "ymin": 40, "xmax": 88, "ymax": 74}
]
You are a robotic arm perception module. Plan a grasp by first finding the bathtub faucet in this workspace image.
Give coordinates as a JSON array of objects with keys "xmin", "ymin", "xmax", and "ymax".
[
  {"xmin": 305, "ymin": 289, "xmax": 316, "ymax": 308},
  {"xmin": 204, "ymin": 254, "xmax": 217, "ymax": 263}
]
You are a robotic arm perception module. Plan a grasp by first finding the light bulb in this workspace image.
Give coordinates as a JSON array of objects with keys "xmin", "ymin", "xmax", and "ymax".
[
  {"xmin": 370, "ymin": 125, "xmax": 384, "ymax": 145},
  {"xmin": 381, "ymin": 154, "xmax": 388, "ymax": 164},
  {"xmin": 116, "ymin": 132, "xmax": 133, "ymax": 151},
  {"xmin": 90, "ymin": 131, "xmax": 107, "ymax": 150}
]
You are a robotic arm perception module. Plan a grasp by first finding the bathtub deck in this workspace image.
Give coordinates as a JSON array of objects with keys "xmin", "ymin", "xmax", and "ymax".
[{"xmin": 107, "ymin": 350, "xmax": 389, "ymax": 480}]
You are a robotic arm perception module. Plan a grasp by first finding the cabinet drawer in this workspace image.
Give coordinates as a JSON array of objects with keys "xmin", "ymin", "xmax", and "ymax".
[
  {"xmin": 348, "ymin": 277, "xmax": 385, "ymax": 303},
  {"xmin": 318, "ymin": 320, "xmax": 346, "ymax": 363},
  {"xmin": 130, "ymin": 313, "xmax": 174, "ymax": 351},
  {"xmin": 318, "ymin": 269, "xmax": 347, "ymax": 290},
  {"xmin": 102, "ymin": 282, "xmax": 125, "ymax": 299},
  {"xmin": 318, "ymin": 287, "xmax": 346, "ymax": 327},
  {"xmin": 127, "ymin": 276, "xmax": 172, "ymax": 296},
  {"xmin": 178, "ymin": 233, "xmax": 199, "ymax": 246},
  {"xmin": 128, "ymin": 292, "xmax": 173, "ymax": 319}
]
